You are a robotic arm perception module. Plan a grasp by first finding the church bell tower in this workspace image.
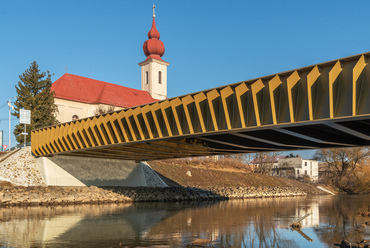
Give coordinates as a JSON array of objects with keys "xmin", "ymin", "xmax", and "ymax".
[{"xmin": 139, "ymin": 5, "xmax": 169, "ymax": 100}]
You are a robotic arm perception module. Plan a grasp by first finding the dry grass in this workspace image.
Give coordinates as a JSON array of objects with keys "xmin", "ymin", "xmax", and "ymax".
[
  {"xmin": 149, "ymin": 158, "xmax": 319, "ymax": 190},
  {"xmin": 351, "ymin": 166, "xmax": 370, "ymax": 193},
  {"xmin": 0, "ymin": 180, "xmax": 13, "ymax": 187},
  {"xmin": 160, "ymin": 157, "xmax": 251, "ymax": 172}
]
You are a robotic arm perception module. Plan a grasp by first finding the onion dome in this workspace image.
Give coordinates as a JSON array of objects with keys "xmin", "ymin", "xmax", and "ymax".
[{"xmin": 143, "ymin": 16, "xmax": 165, "ymax": 61}]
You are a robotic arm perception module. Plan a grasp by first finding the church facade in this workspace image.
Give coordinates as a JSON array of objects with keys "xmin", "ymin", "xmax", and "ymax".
[{"xmin": 52, "ymin": 11, "xmax": 169, "ymax": 123}]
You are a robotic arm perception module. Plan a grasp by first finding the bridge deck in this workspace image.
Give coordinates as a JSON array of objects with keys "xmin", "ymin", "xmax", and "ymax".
[{"xmin": 31, "ymin": 53, "xmax": 370, "ymax": 161}]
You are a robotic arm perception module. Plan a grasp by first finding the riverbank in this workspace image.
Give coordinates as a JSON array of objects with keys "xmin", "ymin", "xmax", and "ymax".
[
  {"xmin": 0, "ymin": 185, "xmax": 322, "ymax": 207},
  {"xmin": 0, "ymin": 148, "xmax": 332, "ymax": 206},
  {"xmin": 149, "ymin": 159, "xmax": 332, "ymax": 193}
]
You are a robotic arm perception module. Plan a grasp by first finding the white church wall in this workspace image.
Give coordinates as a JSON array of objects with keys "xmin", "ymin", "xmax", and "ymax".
[{"xmin": 54, "ymin": 98, "xmax": 124, "ymax": 123}]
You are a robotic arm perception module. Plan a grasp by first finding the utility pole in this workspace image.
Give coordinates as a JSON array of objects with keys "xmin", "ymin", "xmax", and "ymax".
[{"xmin": 7, "ymin": 97, "xmax": 16, "ymax": 150}]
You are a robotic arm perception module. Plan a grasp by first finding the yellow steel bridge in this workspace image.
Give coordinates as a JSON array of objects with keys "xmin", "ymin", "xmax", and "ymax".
[{"xmin": 31, "ymin": 53, "xmax": 370, "ymax": 161}]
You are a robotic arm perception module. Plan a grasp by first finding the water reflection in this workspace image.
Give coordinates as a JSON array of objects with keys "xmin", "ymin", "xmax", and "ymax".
[
  {"xmin": 314, "ymin": 195, "xmax": 370, "ymax": 247},
  {"xmin": 0, "ymin": 195, "xmax": 369, "ymax": 247}
]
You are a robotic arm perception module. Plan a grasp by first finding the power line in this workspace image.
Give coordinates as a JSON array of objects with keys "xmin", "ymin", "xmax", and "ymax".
[{"xmin": 0, "ymin": 102, "xmax": 8, "ymax": 109}]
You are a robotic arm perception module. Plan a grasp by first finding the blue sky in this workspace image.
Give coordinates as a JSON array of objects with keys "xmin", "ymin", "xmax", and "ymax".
[{"xmin": 0, "ymin": 0, "xmax": 369, "ymax": 157}]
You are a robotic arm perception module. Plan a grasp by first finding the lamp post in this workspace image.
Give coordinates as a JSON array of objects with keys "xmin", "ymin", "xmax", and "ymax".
[{"xmin": 7, "ymin": 97, "xmax": 16, "ymax": 150}]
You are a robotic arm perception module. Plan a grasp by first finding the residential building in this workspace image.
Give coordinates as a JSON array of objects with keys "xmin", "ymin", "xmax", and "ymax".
[{"xmin": 271, "ymin": 157, "xmax": 319, "ymax": 182}]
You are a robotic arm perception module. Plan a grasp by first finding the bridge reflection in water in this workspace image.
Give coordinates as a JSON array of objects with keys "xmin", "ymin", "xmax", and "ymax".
[
  {"xmin": 32, "ymin": 53, "xmax": 370, "ymax": 161},
  {"xmin": 0, "ymin": 196, "xmax": 369, "ymax": 247}
]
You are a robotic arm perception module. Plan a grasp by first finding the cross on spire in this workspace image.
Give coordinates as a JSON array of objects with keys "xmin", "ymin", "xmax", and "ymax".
[{"xmin": 152, "ymin": 4, "xmax": 156, "ymax": 18}]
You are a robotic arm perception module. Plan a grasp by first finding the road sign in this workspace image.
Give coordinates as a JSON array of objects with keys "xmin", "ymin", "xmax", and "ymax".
[
  {"xmin": 20, "ymin": 109, "xmax": 31, "ymax": 125},
  {"xmin": 3, "ymin": 145, "xmax": 8, "ymax": 150}
]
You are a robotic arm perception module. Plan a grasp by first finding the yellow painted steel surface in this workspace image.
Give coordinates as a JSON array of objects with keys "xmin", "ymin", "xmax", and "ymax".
[{"xmin": 32, "ymin": 53, "xmax": 370, "ymax": 161}]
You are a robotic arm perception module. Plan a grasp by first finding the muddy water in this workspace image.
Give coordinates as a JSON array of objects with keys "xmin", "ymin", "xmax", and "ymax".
[{"xmin": 0, "ymin": 195, "xmax": 369, "ymax": 247}]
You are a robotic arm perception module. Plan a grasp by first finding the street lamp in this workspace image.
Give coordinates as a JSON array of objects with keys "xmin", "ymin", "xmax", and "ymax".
[{"xmin": 7, "ymin": 97, "xmax": 16, "ymax": 150}]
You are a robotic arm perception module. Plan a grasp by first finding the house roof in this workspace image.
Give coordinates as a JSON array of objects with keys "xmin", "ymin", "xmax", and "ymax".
[
  {"xmin": 250, "ymin": 155, "xmax": 287, "ymax": 164},
  {"xmin": 51, "ymin": 73, "xmax": 159, "ymax": 108}
]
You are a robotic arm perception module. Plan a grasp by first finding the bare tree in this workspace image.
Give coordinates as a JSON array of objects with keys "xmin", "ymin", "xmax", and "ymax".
[
  {"xmin": 313, "ymin": 147, "xmax": 370, "ymax": 192},
  {"xmin": 94, "ymin": 105, "xmax": 115, "ymax": 116},
  {"xmin": 226, "ymin": 153, "xmax": 253, "ymax": 163},
  {"xmin": 274, "ymin": 160, "xmax": 296, "ymax": 179},
  {"xmin": 250, "ymin": 152, "xmax": 282, "ymax": 175}
]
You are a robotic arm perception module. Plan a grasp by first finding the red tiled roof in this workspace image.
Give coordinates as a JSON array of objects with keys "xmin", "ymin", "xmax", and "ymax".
[{"xmin": 51, "ymin": 73, "xmax": 159, "ymax": 108}]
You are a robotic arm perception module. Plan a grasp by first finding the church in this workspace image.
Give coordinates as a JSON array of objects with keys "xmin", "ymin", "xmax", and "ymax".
[{"xmin": 51, "ymin": 9, "xmax": 169, "ymax": 123}]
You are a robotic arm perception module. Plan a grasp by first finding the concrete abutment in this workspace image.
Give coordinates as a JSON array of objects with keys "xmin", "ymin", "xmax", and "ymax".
[{"xmin": 36, "ymin": 156, "xmax": 167, "ymax": 187}]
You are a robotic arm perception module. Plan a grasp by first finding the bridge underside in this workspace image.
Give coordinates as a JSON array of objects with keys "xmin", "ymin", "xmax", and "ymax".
[{"xmin": 32, "ymin": 53, "xmax": 370, "ymax": 161}]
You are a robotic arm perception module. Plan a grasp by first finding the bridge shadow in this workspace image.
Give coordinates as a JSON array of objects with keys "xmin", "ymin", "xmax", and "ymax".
[
  {"xmin": 97, "ymin": 169, "xmax": 228, "ymax": 202},
  {"xmin": 154, "ymin": 171, "xmax": 182, "ymax": 187},
  {"xmin": 99, "ymin": 185, "xmax": 228, "ymax": 202}
]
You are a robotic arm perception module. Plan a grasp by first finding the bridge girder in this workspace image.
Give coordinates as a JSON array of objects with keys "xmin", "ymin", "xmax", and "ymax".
[{"xmin": 31, "ymin": 53, "xmax": 370, "ymax": 161}]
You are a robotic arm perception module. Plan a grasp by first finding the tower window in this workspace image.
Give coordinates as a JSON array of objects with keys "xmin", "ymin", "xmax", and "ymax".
[
  {"xmin": 158, "ymin": 71, "xmax": 162, "ymax": 84},
  {"xmin": 145, "ymin": 71, "xmax": 149, "ymax": 84}
]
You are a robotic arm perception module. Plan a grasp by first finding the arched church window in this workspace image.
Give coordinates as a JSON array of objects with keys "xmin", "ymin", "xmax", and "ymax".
[
  {"xmin": 158, "ymin": 71, "xmax": 162, "ymax": 84},
  {"xmin": 72, "ymin": 115, "xmax": 79, "ymax": 121},
  {"xmin": 146, "ymin": 71, "xmax": 149, "ymax": 84}
]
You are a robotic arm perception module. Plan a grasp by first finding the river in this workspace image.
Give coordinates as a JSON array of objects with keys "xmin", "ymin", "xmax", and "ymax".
[{"xmin": 0, "ymin": 195, "xmax": 369, "ymax": 247}]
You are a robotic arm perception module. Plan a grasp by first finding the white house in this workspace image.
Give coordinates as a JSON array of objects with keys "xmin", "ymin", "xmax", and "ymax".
[{"xmin": 272, "ymin": 157, "xmax": 319, "ymax": 182}]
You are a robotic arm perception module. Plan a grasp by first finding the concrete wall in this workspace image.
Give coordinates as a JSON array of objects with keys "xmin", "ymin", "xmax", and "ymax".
[{"xmin": 36, "ymin": 156, "xmax": 149, "ymax": 187}]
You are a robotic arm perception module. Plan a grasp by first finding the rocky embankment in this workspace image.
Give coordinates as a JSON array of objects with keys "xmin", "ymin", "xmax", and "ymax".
[
  {"xmin": 0, "ymin": 186, "xmax": 131, "ymax": 206},
  {"xmin": 114, "ymin": 186, "xmax": 312, "ymax": 201},
  {"xmin": 0, "ymin": 147, "xmax": 45, "ymax": 186},
  {"xmin": 0, "ymin": 185, "xmax": 325, "ymax": 207}
]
